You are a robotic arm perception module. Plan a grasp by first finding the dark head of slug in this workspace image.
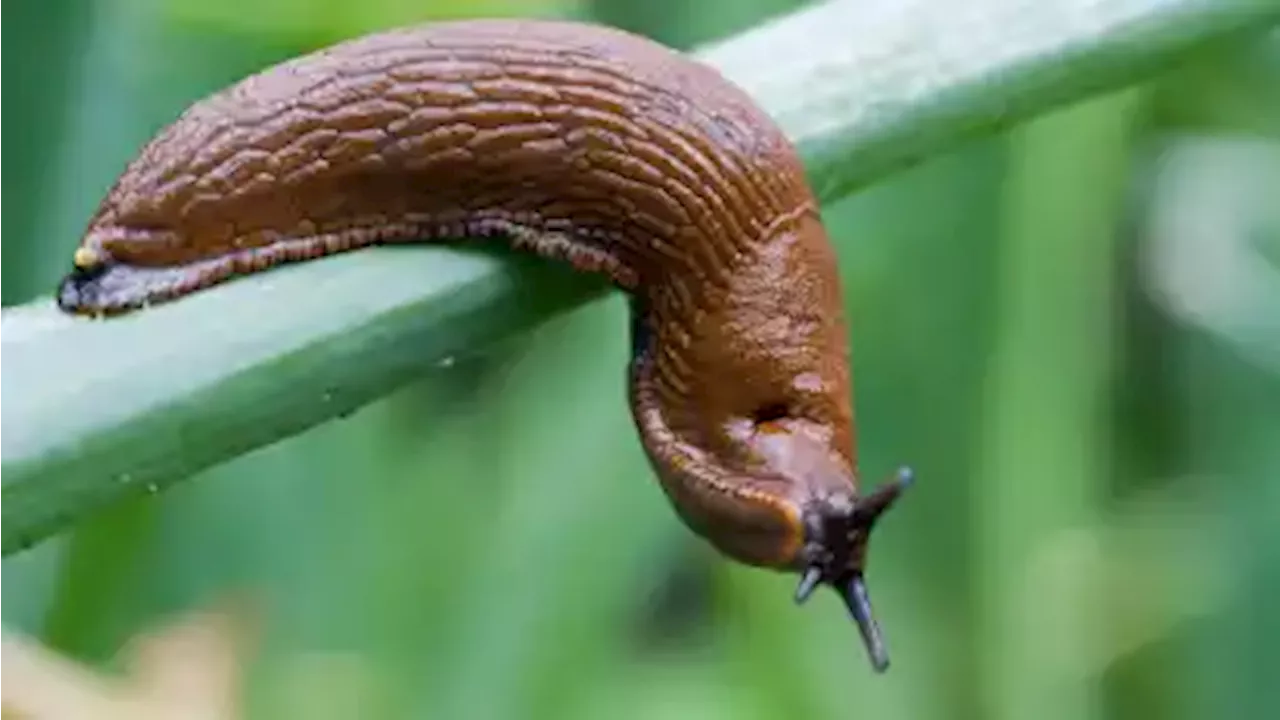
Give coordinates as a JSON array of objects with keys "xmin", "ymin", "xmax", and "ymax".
[{"xmin": 792, "ymin": 466, "xmax": 914, "ymax": 673}]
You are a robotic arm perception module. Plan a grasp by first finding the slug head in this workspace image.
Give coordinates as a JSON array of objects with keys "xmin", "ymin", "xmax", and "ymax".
[
  {"xmin": 791, "ymin": 466, "xmax": 914, "ymax": 672},
  {"xmin": 638, "ymin": 405, "xmax": 915, "ymax": 673},
  {"xmin": 718, "ymin": 410, "xmax": 913, "ymax": 671}
]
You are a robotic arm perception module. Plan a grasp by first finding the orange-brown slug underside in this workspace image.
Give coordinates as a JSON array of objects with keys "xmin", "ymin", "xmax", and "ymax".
[{"xmin": 57, "ymin": 18, "xmax": 909, "ymax": 672}]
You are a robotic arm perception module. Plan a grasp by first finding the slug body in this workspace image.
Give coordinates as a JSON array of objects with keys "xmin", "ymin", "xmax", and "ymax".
[{"xmin": 57, "ymin": 18, "xmax": 909, "ymax": 670}]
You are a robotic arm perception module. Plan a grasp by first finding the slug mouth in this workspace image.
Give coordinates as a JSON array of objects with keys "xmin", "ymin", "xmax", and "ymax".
[{"xmin": 793, "ymin": 466, "xmax": 914, "ymax": 673}]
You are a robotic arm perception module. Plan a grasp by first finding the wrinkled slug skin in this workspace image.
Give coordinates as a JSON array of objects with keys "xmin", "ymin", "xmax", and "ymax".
[{"xmin": 58, "ymin": 19, "xmax": 862, "ymax": 573}]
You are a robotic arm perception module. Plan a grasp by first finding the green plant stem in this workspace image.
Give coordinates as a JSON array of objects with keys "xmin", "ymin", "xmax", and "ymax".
[
  {"xmin": 3, "ymin": 0, "xmax": 1277, "ymax": 554},
  {"xmin": 972, "ymin": 88, "xmax": 1137, "ymax": 720},
  {"xmin": 703, "ymin": 0, "xmax": 1280, "ymax": 200}
]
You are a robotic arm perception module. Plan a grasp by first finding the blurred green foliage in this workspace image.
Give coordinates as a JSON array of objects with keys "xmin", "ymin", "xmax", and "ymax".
[{"xmin": 3, "ymin": 1, "xmax": 1278, "ymax": 719}]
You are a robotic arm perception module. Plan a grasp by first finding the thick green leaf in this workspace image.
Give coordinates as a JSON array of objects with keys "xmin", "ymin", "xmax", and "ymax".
[{"xmin": 3, "ymin": 0, "xmax": 1277, "ymax": 553}]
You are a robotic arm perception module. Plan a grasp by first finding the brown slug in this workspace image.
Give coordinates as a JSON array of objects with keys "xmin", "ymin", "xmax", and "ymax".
[{"xmin": 55, "ymin": 17, "xmax": 911, "ymax": 671}]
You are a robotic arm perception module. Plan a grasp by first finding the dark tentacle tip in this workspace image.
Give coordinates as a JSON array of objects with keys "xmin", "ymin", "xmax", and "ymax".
[
  {"xmin": 842, "ymin": 572, "xmax": 890, "ymax": 672},
  {"xmin": 851, "ymin": 465, "xmax": 914, "ymax": 528},
  {"xmin": 794, "ymin": 565, "xmax": 822, "ymax": 605}
]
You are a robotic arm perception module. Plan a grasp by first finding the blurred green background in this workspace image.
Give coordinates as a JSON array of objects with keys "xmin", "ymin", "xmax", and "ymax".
[{"xmin": 3, "ymin": 0, "xmax": 1278, "ymax": 718}]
